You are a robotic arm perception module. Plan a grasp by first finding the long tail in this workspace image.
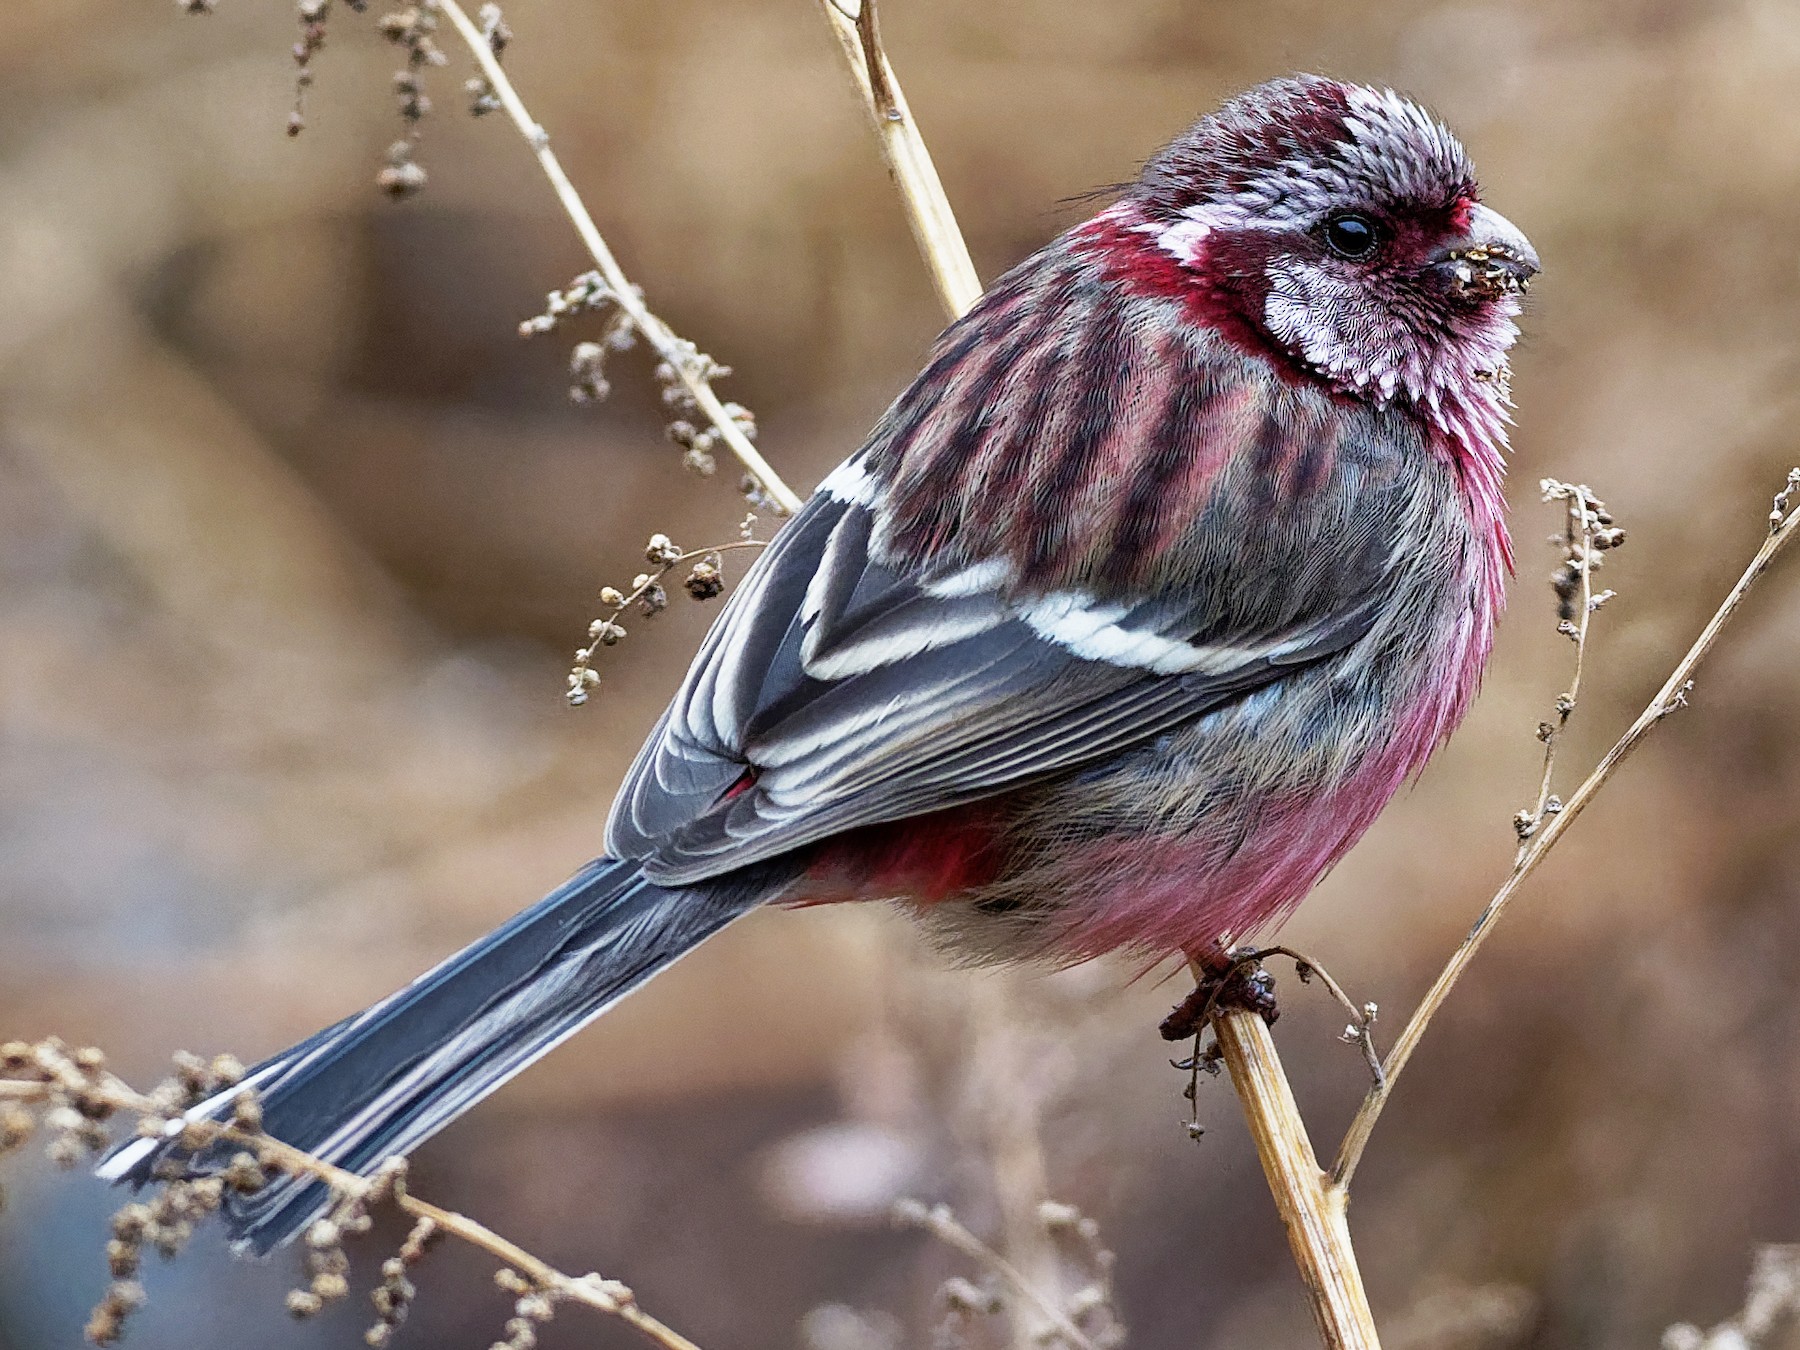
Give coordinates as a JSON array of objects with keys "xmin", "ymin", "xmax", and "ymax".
[{"xmin": 97, "ymin": 856, "xmax": 767, "ymax": 1252}]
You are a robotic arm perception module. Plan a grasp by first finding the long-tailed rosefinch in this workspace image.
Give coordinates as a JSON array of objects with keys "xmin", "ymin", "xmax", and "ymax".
[{"xmin": 103, "ymin": 74, "xmax": 1538, "ymax": 1248}]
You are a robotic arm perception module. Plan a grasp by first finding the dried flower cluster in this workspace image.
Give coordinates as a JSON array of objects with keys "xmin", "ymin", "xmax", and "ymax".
[
  {"xmin": 463, "ymin": 3, "xmax": 510, "ymax": 116},
  {"xmin": 518, "ymin": 270, "xmax": 761, "ymax": 486},
  {"xmin": 656, "ymin": 349, "xmax": 760, "ymax": 487},
  {"xmin": 288, "ymin": 0, "xmax": 362, "ymax": 137},
  {"xmin": 268, "ymin": 0, "xmax": 508, "ymax": 183},
  {"xmin": 365, "ymin": 1215, "xmax": 440, "ymax": 1345},
  {"xmin": 2, "ymin": 1040, "xmax": 252, "ymax": 1343},
  {"xmin": 283, "ymin": 1160, "xmax": 409, "ymax": 1320},
  {"xmin": 0, "ymin": 1040, "xmax": 692, "ymax": 1350},
  {"xmin": 566, "ymin": 525, "xmax": 764, "ymax": 706},
  {"xmin": 372, "ymin": 4, "xmax": 447, "ymax": 195},
  {"xmin": 280, "ymin": 0, "xmax": 449, "ymax": 191},
  {"xmin": 1512, "ymin": 481, "xmax": 1626, "ymax": 851},
  {"xmin": 1663, "ymin": 1246, "xmax": 1800, "ymax": 1350},
  {"xmin": 893, "ymin": 1198, "xmax": 1124, "ymax": 1350},
  {"xmin": 518, "ymin": 270, "xmax": 643, "ymax": 398}
]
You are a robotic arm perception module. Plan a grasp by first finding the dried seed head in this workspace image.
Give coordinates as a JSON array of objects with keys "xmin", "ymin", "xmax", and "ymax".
[
  {"xmin": 85, "ymin": 1280, "xmax": 146, "ymax": 1345},
  {"xmin": 223, "ymin": 1150, "xmax": 268, "ymax": 1193},
  {"xmin": 0, "ymin": 1105, "xmax": 33, "ymax": 1153},
  {"xmin": 287, "ymin": 1289, "xmax": 325, "ymax": 1318},
  {"xmin": 684, "ymin": 560, "xmax": 723, "ymax": 601},
  {"xmin": 377, "ymin": 156, "xmax": 428, "ymax": 198},
  {"xmin": 644, "ymin": 534, "xmax": 683, "ymax": 566},
  {"xmin": 231, "ymin": 1089, "xmax": 263, "ymax": 1131}
]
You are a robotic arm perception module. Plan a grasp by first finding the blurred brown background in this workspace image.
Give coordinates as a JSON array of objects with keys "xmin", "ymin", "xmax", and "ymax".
[{"xmin": 2, "ymin": 1, "xmax": 1799, "ymax": 1347}]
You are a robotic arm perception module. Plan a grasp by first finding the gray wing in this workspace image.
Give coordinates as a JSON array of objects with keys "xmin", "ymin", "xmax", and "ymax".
[{"xmin": 605, "ymin": 465, "xmax": 1393, "ymax": 888}]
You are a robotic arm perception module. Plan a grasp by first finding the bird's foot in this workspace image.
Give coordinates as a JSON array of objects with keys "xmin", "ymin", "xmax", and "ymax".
[{"xmin": 1159, "ymin": 953, "xmax": 1279, "ymax": 1042}]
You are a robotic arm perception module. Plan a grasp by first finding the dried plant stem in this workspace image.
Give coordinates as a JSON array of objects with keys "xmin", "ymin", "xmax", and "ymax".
[
  {"xmin": 2, "ymin": 1072, "xmax": 702, "ymax": 1350},
  {"xmin": 1211, "ymin": 1009, "xmax": 1381, "ymax": 1350},
  {"xmin": 1514, "ymin": 486, "xmax": 1600, "ymax": 863},
  {"xmin": 434, "ymin": 0, "xmax": 802, "ymax": 514},
  {"xmin": 818, "ymin": 0, "xmax": 983, "ymax": 319},
  {"xmin": 1333, "ymin": 484, "xmax": 1800, "ymax": 1189},
  {"xmin": 388, "ymin": 1195, "xmax": 702, "ymax": 1350},
  {"xmin": 894, "ymin": 1200, "xmax": 1101, "ymax": 1350},
  {"xmin": 825, "ymin": 10, "xmax": 1384, "ymax": 1341}
]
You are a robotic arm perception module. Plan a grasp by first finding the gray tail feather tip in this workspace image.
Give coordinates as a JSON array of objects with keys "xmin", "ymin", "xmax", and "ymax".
[{"xmin": 95, "ymin": 856, "xmax": 764, "ymax": 1253}]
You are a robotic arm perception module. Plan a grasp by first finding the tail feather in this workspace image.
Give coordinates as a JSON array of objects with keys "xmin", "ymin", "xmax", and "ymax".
[{"xmin": 97, "ymin": 856, "xmax": 769, "ymax": 1252}]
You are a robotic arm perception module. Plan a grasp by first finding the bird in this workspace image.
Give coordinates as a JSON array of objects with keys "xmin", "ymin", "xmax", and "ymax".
[{"xmin": 99, "ymin": 73, "xmax": 1538, "ymax": 1250}]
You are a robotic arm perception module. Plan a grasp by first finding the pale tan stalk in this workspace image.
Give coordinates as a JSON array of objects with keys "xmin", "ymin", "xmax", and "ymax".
[
  {"xmin": 823, "ymin": 9, "xmax": 1385, "ymax": 1339},
  {"xmin": 434, "ymin": 0, "xmax": 802, "ymax": 514},
  {"xmin": 817, "ymin": 0, "xmax": 983, "ymax": 319},
  {"xmin": 1213, "ymin": 1009, "xmax": 1381, "ymax": 1349}
]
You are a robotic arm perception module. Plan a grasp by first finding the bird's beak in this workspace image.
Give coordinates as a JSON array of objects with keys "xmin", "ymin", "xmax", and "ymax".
[{"xmin": 1435, "ymin": 202, "xmax": 1539, "ymax": 299}]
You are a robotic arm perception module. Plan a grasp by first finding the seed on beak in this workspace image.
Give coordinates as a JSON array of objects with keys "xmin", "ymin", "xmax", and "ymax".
[
  {"xmin": 1445, "ymin": 244, "xmax": 1534, "ymax": 299},
  {"xmin": 1439, "ymin": 202, "xmax": 1538, "ymax": 299}
]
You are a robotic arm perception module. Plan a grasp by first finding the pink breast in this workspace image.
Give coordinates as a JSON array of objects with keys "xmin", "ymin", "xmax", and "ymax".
[{"xmin": 1048, "ymin": 597, "xmax": 1496, "ymax": 964}]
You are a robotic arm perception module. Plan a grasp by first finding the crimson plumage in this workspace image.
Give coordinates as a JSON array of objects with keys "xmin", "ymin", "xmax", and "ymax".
[{"xmin": 102, "ymin": 74, "xmax": 1539, "ymax": 1247}]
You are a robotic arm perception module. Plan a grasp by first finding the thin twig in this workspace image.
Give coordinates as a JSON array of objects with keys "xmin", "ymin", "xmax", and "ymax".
[
  {"xmin": 1252, "ymin": 946, "xmax": 1384, "ymax": 1089},
  {"xmin": 817, "ymin": 0, "xmax": 983, "ymax": 319},
  {"xmin": 1512, "ymin": 481, "xmax": 1620, "ymax": 862},
  {"xmin": 1, "ymin": 1069, "xmax": 701, "ymax": 1350},
  {"xmin": 1333, "ymin": 471, "xmax": 1800, "ymax": 1189},
  {"xmin": 893, "ymin": 1199, "xmax": 1100, "ymax": 1350},
  {"xmin": 434, "ymin": 0, "xmax": 802, "ymax": 514}
]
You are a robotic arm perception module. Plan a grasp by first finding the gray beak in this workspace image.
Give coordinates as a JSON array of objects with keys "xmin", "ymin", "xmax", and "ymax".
[{"xmin": 1437, "ymin": 201, "xmax": 1539, "ymax": 298}]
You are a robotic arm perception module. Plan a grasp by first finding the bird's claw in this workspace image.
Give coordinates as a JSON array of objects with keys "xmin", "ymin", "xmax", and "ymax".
[{"xmin": 1159, "ymin": 959, "xmax": 1280, "ymax": 1042}]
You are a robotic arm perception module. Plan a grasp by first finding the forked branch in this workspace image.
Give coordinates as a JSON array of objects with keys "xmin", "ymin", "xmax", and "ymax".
[{"xmin": 1334, "ymin": 470, "xmax": 1800, "ymax": 1189}]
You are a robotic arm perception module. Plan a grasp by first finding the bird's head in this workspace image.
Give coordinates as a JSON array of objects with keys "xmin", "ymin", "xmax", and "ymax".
[{"xmin": 1121, "ymin": 75, "xmax": 1537, "ymax": 410}]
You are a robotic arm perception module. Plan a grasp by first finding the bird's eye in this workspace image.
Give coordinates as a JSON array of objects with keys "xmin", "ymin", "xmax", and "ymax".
[{"xmin": 1323, "ymin": 213, "xmax": 1379, "ymax": 260}]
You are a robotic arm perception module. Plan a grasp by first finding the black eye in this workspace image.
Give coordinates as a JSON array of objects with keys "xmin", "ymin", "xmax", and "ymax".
[{"xmin": 1324, "ymin": 213, "xmax": 1379, "ymax": 260}]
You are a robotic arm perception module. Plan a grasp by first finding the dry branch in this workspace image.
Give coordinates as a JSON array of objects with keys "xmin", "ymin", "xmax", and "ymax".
[
  {"xmin": 817, "ymin": 0, "xmax": 983, "ymax": 319},
  {"xmin": 434, "ymin": 0, "xmax": 802, "ymax": 514},
  {"xmin": 894, "ymin": 1199, "xmax": 1103, "ymax": 1350},
  {"xmin": 1211, "ymin": 1011, "xmax": 1379, "ymax": 1349},
  {"xmin": 1333, "ymin": 469, "xmax": 1800, "ymax": 1189},
  {"xmin": 0, "ymin": 1041, "xmax": 703, "ymax": 1350}
]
